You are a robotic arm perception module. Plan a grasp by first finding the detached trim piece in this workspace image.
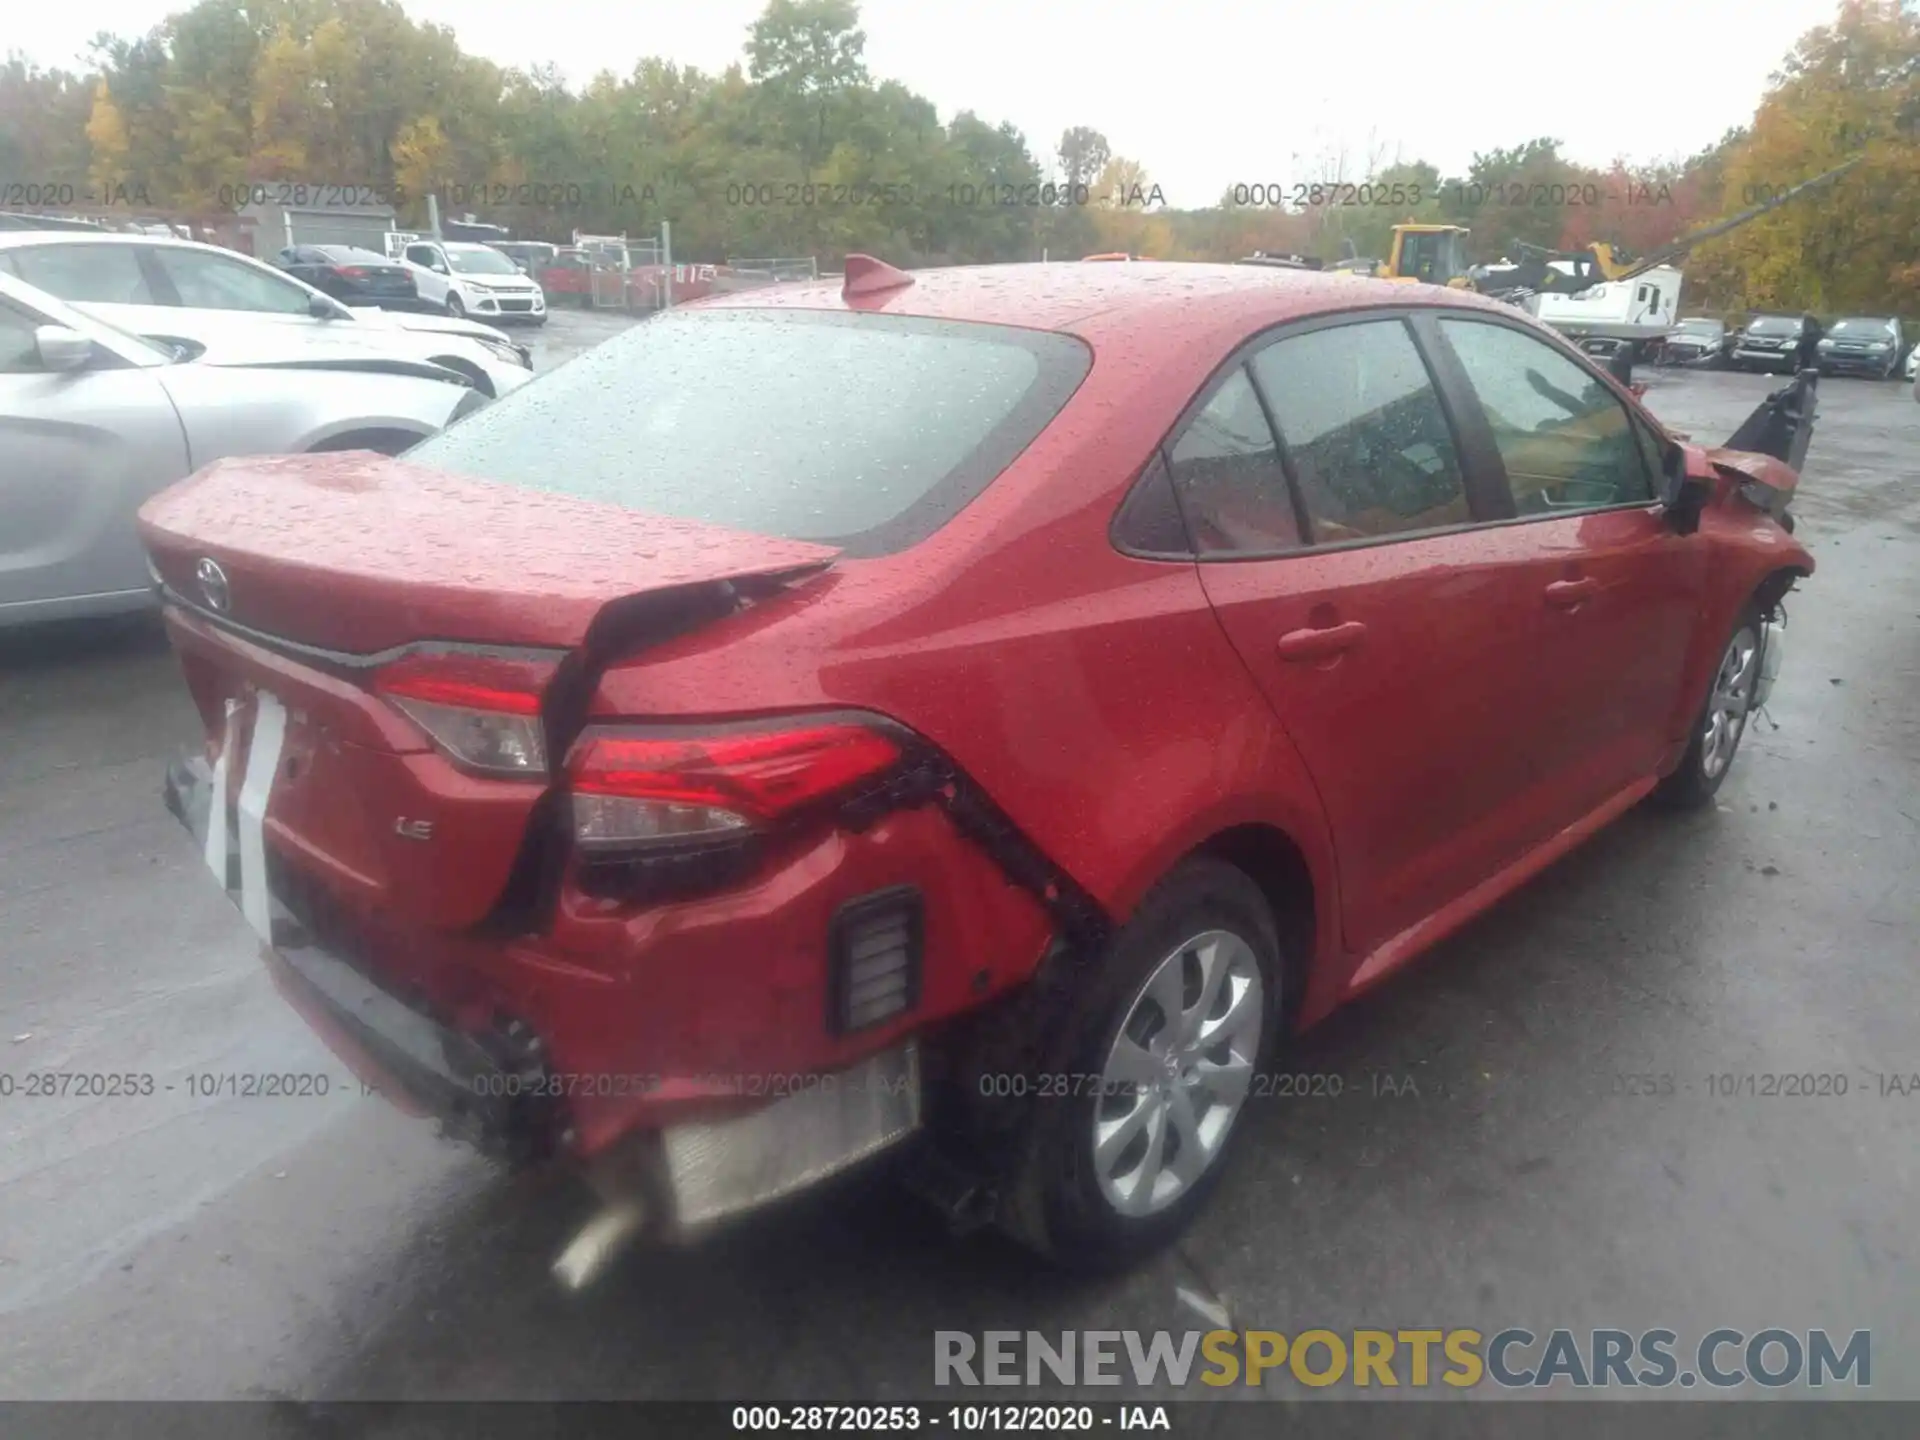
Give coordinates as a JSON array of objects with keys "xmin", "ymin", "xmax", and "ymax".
[
  {"xmin": 839, "ymin": 753, "xmax": 1113, "ymax": 957},
  {"xmin": 1723, "ymin": 369, "xmax": 1819, "ymax": 470}
]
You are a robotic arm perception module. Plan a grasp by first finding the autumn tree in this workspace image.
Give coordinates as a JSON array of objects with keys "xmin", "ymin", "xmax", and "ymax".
[
  {"xmin": 83, "ymin": 80, "xmax": 132, "ymax": 194},
  {"xmin": 747, "ymin": 0, "xmax": 868, "ymax": 174},
  {"xmin": 1056, "ymin": 126, "xmax": 1110, "ymax": 190},
  {"xmin": 1709, "ymin": 0, "xmax": 1920, "ymax": 312},
  {"xmin": 0, "ymin": 56, "xmax": 95, "ymax": 182}
]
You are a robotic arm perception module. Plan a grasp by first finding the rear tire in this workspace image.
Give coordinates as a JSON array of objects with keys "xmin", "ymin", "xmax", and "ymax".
[
  {"xmin": 1001, "ymin": 858, "xmax": 1284, "ymax": 1272},
  {"xmin": 1653, "ymin": 603, "xmax": 1765, "ymax": 811}
]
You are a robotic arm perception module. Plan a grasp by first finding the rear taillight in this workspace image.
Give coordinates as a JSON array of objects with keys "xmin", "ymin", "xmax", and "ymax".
[
  {"xmin": 566, "ymin": 720, "xmax": 902, "ymax": 853},
  {"xmin": 337, "ymin": 266, "xmax": 369, "ymax": 279},
  {"xmin": 373, "ymin": 652, "xmax": 558, "ymax": 777}
]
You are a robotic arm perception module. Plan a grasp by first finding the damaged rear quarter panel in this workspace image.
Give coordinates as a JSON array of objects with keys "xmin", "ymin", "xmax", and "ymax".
[{"xmin": 522, "ymin": 804, "xmax": 1055, "ymax": 1155}]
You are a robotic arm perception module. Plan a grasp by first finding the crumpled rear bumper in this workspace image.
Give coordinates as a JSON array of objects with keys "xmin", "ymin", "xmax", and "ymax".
[{"xmin": 161, "ymin": 751, "xmax": 923, "ymax": 1234}]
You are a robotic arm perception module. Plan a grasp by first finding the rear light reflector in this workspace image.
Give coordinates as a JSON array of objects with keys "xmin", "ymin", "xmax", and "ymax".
[
  {"xmin": 828, "ymin": 887, "xmax": 923, "ymax": 1032},
  {"xmin": 566, "ymin": 720, "xmax": 902, "ymax": 853},
  {"xmin": 373, "ymin": 651, "xmax": 557, "ymax": 777}
]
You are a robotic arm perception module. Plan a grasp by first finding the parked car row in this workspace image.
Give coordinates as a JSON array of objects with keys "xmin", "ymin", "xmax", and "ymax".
[
  {"xmin": 270, "ymin": 239, "xmax": 549, "ymax": 326},
  {"xmin": 1659, "ymin": 312, "xmax": 1908, "ymax": 379},
  {"xmin": 0, "ymin": 233, "xmax": 533, "ymax": 395}
]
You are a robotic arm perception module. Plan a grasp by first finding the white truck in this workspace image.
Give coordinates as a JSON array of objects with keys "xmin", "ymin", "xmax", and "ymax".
[{"xmin": 1531, "ymin": 265, "xmax": 1685, "ymax": 361}]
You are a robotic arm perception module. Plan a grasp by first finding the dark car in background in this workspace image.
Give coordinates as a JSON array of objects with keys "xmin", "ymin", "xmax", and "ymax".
[
  {"xmin": 1816, "ymin": 316, "xmax": 1905, "ymax": 379},
  {"xmin": 491, "ymin": 241, "xmax": 559, "ymax": 275},
  {"xmin": 273, "ymin": 245, "xmax": 422, "ymax": 309},
  {"xmin": 1730, "ymin": 314, "xmax": 1805, "ymax": 374},
  {"xmin": 1660, "ymin": 317, "xmax": 1732, "ymax": 367}
]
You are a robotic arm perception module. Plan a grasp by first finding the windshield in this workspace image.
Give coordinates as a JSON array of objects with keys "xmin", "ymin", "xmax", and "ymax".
[
  {"xmin": 1747, "ymin": 317, "xmax": 1801, "ymax": 335},
  {"xmin": 1830, "ymin": 318, "xmax": 1894, "ymax": 337},
  {"xmin": 1675, "ymin": 319, "xmax": 1721, "ymax": 334},
  {"xmin": 403, "ymin": 308, "xmax": 1091, "ymax": 555},
  {"xmin": 446, "ymin": 247, "xmax": 523, "ymax": 275}
]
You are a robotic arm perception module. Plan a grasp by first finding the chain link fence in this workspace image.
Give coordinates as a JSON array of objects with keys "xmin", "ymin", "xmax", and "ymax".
[{"xmin": 723, "ymin": 257, "xmax": 821, "ymax": 288}]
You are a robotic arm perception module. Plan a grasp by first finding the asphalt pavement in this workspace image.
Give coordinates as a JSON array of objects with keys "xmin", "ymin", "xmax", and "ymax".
[{"xmin": 0, "ymin": 334, "xmax": 1915, "ymax": 1401}]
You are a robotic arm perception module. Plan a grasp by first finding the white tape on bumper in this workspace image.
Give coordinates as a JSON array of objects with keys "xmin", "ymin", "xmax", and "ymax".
[
  {"xmin": 203, "ymin": 698, "xmax": 237, "ymax": 882},
  {"xmin": 236, "ymin": 692, "xmax": 287, "ymax": 940}
]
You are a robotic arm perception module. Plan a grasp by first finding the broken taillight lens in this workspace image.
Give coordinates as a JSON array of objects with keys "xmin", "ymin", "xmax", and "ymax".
[
  {"xmin": 373, "ymin": 651, "xmax": 557, "ymax": 777},
  {"xmin": 566, "ymin": 720, "xmax": 902, "ymax": 853}
]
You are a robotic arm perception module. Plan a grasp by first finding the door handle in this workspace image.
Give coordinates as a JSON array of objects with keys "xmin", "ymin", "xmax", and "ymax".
[
  {"xmin": 1276, "ymin": 620, "xmax": 1368, "ymax": 662},
  {"xmin": 1544, "ymin": 578, "xmax": 1598, "ymax": 609}
]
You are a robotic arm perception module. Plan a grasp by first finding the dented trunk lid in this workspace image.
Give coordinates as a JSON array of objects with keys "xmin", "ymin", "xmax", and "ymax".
[
  {"xmin": 137, "ymin": 452, "xmax": 839, "ymax": 653},
  {"xmin": 139, "ymin": 453, "xmax": 838, "ymax": 935}
]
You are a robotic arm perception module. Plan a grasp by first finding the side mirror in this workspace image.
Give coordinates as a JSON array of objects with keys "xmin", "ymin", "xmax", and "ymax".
[
  {"xmin": 431, "ymin": 261, "xmax": 449, "ymax": 274},
  {"xmin": 1659, "ymin": 442, "xmax": 1710, "ymax": 535},
  {"xmin": 34, "ymin": 325, "xmax": 94, "ymax": 372},
  {"xmin": 307, "ymin": 293, "xmax": 342, "ymax": 319}
]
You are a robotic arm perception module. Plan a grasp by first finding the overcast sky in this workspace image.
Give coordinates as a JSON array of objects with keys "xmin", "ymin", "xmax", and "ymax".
[{"xmin": 13, "ymin": 0, "xmax": 1836, "ymax": 208}]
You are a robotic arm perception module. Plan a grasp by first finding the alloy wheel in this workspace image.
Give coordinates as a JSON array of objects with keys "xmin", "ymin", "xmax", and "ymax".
[
  {"xmin": 1701, "ymin": 625, "xmax": 1761, "ymax": 780},
  {"xmin": 1092, "ymin": 930, "xmax": 1263, "ymax": 1218}
]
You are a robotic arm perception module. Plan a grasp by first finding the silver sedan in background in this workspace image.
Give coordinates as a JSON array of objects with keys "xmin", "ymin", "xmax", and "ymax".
[{"xmin": 0, "ymin": 271, "xmax": 488, "ymax": 628}]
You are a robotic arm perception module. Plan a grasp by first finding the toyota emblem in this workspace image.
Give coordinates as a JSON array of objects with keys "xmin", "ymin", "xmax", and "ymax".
[{"xmin": 195, "ymin": 557, "xmax": 231, "ymax": 613}]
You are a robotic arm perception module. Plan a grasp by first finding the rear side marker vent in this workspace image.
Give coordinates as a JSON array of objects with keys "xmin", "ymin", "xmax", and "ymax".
[{"xmin": 828, "ymin": 886, "xmax": 924, "ymax": 1034}]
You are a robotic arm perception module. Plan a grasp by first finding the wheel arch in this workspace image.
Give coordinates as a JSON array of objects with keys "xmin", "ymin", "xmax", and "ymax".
[
  {"xmin": 1752, "ymin": 562, "xmax": 1810, "ymax": 619},
  {"xmin": 1190, "ymin": 822, "xmax": 1318, "ymax": 1022},
  {"xmin": 304, "ymin": 426, "xmax": 428, "ymax": 457},
  {"xmin": 1662, "ymin": 559, "xmax": 1812, "ymax": 766},
  {"xmin": 426, "ymin": 354, "xmax": 495, "ymax": 396}
]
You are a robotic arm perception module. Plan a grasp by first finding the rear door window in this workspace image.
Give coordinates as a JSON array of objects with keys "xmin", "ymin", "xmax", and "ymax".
[
  {"xmin": 149, "ymin": 248, "xmax": 313, "ymax": 313},
  {"xmin": 402, "ymin": 308, "xmax": 1091, "ymax": 556},
  {"xmin": 7, "ymin": 244, "xmax": 159, "ymax": 305},
  {"xmin": 1165, "ymin": 367, "xmax": 1301, "ymax": 556},
  {"xmin": 1248, "ymin": 318, "xmax": 1468, "ymax": 543}
]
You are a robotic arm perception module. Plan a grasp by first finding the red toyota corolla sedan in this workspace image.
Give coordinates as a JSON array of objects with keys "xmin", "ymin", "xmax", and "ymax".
[{"xmin": 140, "ymin": 257, "xmax": 1816, "ymax": 1278}]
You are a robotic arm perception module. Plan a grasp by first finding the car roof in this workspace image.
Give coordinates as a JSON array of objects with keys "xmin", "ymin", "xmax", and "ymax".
[
  {"xmin": 690, "ymin": 261, "xmax": 1525, "ymax": 348},
  {"xmin": 0, "ymin": 230, "xmax": 248, "ymax": 257}
]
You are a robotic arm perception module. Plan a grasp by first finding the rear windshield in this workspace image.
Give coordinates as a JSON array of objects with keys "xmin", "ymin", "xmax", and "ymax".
[{"xmin": 404, "ymin": 308, "xmax": 1092, "ymax": 555}]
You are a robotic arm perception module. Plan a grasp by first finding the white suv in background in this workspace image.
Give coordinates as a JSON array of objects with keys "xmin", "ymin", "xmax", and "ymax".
[
  {"xmin": 398, "ymin": 239, "xmax": 547, "ymax": 325},
  {"xmin": 0, "ymin": 232, "xmax": 535, "ymax": 397}
]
